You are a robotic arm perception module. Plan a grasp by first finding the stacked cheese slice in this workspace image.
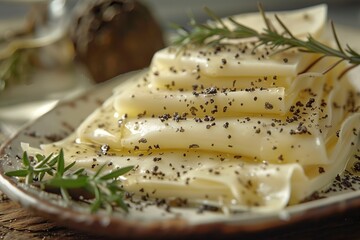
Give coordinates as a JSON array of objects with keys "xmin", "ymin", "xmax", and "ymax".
[{"xmin": 36, "ymin": 5, "xmax": 360, "ymax": 212}]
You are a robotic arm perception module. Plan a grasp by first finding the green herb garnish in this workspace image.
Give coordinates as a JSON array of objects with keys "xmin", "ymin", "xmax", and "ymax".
[
  {"xmin": 0, "ymin": 22, "xmax": 67, "ymax": 91},
  {"xmin": 0, "ymin": 50, "xmax": 31, "ymax": 91},
  {"xmin": 172, "ymin": 3, "xmax": 360, "ymax": 78},
  {"xmin": 5, "ymin": 149, "xmax": 134, "ymax": 213}
]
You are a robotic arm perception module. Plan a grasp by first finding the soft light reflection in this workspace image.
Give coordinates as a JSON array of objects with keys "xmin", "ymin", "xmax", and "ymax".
[
  {"xmin": 50, "ymin": 0, "xmax": 66, "ymax": 18},
  {"xmin": 93, "ymin": 128, "xmax": 112, "ymax": 138}
]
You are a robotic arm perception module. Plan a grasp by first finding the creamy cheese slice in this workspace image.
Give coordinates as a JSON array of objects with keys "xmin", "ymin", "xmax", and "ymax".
[{"xmin": 151, "ymin": 44, "xmax": 316, "ymax": 78}]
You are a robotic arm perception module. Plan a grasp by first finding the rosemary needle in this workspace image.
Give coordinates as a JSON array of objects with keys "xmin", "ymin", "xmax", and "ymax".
[
  {"xmin": 5, "ymin": 149, "xmax": 134, "ymax": 213},
  {"xmin": 0, "ymin": 50, "xmax": 30, "ymax": 91}
]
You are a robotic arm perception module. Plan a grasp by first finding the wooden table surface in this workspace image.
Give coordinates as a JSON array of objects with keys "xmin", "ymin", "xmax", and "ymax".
[{"xmin": 0, "ymin": 192, "xmax": 102, "ymax": 240}]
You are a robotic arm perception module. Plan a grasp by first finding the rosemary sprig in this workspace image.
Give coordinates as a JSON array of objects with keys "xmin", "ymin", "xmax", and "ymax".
[
  {"xmin": 0, "ymin": 50, "xmax": 31, "ymax": 91},
  {"xmin": 0, "ymin": 20, "xmax": 66, "ymax": 91},
  {"xmin": 172, "ymin": 4, "xmax": 360, "ymax": 78},
  {"xmin": 5, "ymin": 149, "xmax": 134, "ymax": 213}
]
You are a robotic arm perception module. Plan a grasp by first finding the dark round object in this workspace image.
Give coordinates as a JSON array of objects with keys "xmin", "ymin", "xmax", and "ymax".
[{"xmin": 70, "ymin": 0, "xmax": 165, "ymax": 82}]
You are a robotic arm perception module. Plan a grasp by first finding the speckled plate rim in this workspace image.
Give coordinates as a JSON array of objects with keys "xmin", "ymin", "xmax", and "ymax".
[{"xmin": 0, "ymin": 63, "xmax": 360, "ymax": 238}]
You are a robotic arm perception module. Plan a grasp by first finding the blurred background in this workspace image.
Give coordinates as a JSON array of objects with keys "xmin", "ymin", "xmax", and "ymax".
[
  {"xmin": 0, "ymin": 0, "xmax": 359, "ymax": 140},
  {"xmin": 144, "ymin": 0, "xmax": 360, "ymax": 28},
  {"xmin": 1, "ymin": 0, "xmax": 360, "ymax": 27}
]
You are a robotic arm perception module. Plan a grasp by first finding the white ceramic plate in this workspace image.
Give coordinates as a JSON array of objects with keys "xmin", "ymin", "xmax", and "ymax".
[{"xmin": 0, "ymin": 27, "xmax": 360, "ymax": 238}]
